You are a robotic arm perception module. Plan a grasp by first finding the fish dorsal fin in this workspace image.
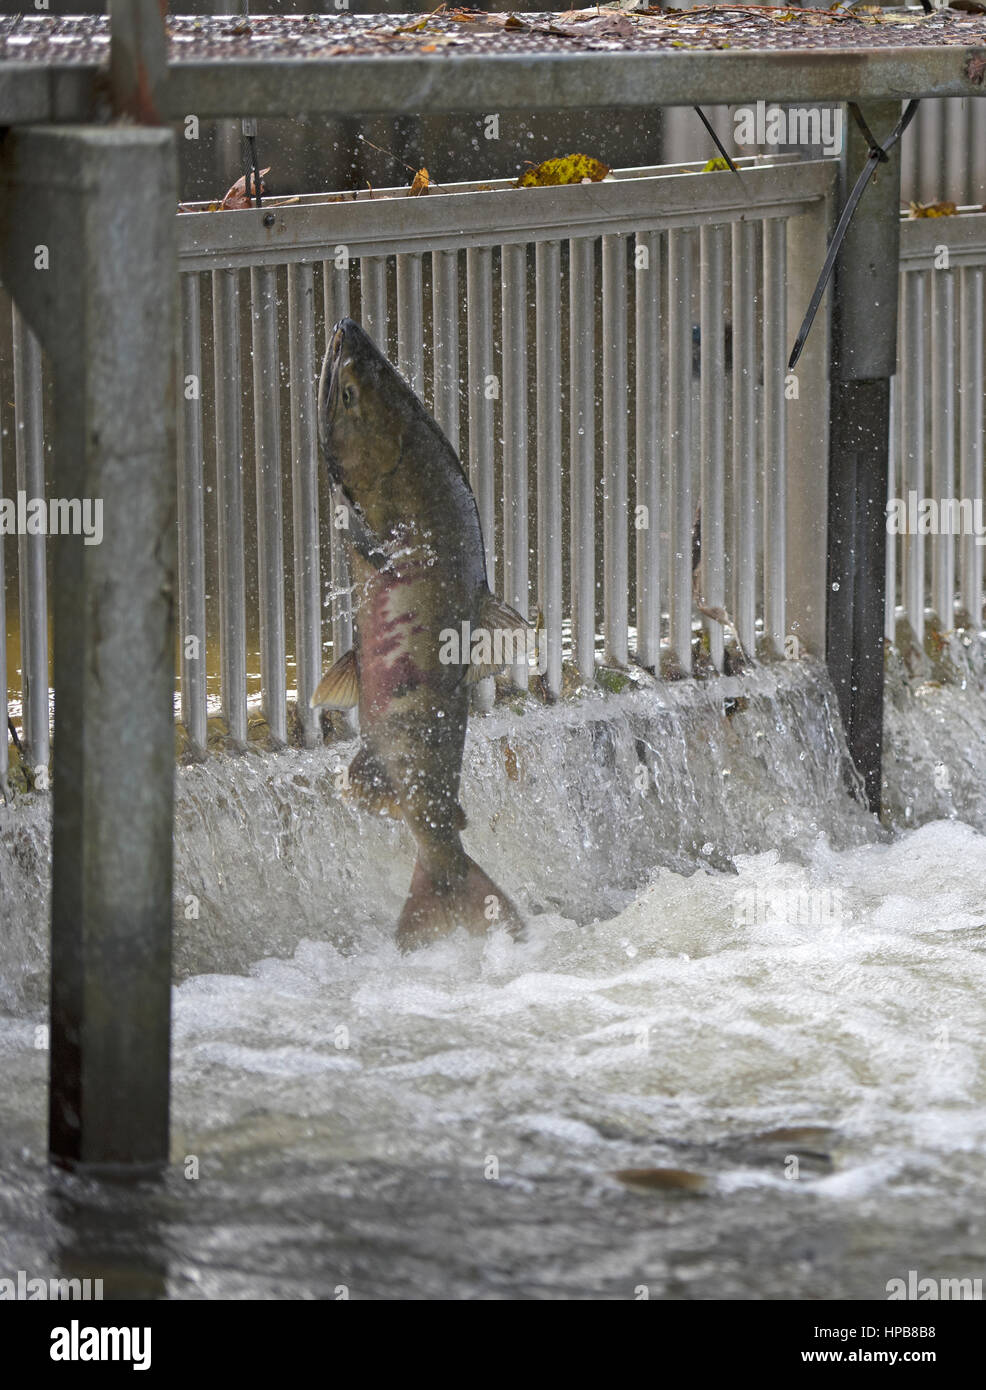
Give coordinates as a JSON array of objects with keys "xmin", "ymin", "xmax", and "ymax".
[
  {"xmin": 465, "ymin": 591, "xmax": 531, "ymax": 684},
  {"xmin": 310, "ymin": 647, "xmax": 359, "ymax": 710}
]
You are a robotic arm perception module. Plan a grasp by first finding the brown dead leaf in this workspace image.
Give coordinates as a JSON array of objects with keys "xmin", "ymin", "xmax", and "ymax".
[
  {"xmin": 221, "ymin": 167, "xmax": 271, "ymax": 209},
  {"xmin": 484, "ymin": 13, "xmax": 530, "ymax": 29},
  {"xmin": 966, "ymin": 53, "xmax": 986, "ymax": 85}
]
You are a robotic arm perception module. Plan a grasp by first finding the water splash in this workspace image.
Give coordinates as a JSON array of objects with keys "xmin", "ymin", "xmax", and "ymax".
[{"xmin": 2, "ymin": 658, "xmax": 873, "ymax": 1011}]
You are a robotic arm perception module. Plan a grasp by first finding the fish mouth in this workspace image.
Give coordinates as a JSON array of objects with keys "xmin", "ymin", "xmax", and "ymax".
[{"xmin": 329, "ymin": 320, "xmax": 347, "ymax": 365}]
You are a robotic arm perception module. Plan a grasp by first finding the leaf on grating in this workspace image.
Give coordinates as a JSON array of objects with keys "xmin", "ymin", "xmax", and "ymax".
[
  {"xmin": 516, "ymin": 154, "xmax": 610, "ymax": 188},
  {"xmin": 221, "ymin": 167, "xmax": 272, "ymax": 209}
]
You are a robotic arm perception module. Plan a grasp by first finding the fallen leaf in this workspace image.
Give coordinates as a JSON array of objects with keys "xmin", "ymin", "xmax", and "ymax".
[
  {"xmin": 484, "ymin": 13, "xmax": 530, "ymax": 29},
  {"xmin": 908, "ymin": 200, "xmax": 959, "ymax": 218},
  {"xmin": 966, "ymin": 53, "xmax": 986, "ymax": 85},
  {"xmin": 516, "ymin": 153, "xmax": 610, "ymax": 188},
  {"xmin": 392, "ymin": 17, "xmax": 430, "ymax": 34},
  {"xmin": 221, "ymin": 167, "xmax": 271, "ymax": 209},
  {"xmin": 409, "ymin": 167, "xmax": 430, "ymax": 196}
]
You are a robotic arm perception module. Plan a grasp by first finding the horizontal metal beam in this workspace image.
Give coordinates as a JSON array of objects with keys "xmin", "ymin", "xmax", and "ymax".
[
  {"xmin": 110, "ymin": 46, "xmax": 986, "ymax": 117},
  {"xmin": 3, "ymin": 45, "xmax": 986, "ymax": 126},
  {"xmin": 175, "ymin": 157, "xmax": 834, "ymax": 271}
]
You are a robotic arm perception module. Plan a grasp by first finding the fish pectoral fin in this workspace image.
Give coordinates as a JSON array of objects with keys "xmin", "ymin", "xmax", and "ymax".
[
  {"xmin": 347, "ymin": 746, "xmax": 403, "ymax": 820},
  {"xmin": 310, "ymin": 647, "xmax": 359, "ymax": 710},
  {"xmin": 464, "ymin": 592, "xmax": 532, "ymax": 683}
]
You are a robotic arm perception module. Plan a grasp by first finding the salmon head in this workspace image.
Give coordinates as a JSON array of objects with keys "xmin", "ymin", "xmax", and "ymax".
[{"xmin": 318, "ymin": 317, "xmax": 414, "ymax": 511}]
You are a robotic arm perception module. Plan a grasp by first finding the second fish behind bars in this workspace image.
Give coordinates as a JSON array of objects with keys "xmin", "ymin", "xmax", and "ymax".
[{"xmin": 312, "ymin": 318, "xmax": 528, "ymax": 949}]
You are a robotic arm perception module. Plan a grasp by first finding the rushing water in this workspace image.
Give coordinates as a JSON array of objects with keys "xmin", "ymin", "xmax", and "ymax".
[{"xmin": 1, "ymin": 656, "xmax": 985, "ymax": 1299}]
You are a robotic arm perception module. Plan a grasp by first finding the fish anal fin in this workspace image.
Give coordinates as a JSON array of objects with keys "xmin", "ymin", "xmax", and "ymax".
[{"xmin": 310, "ymin": 647, "xmax": 359, "ymax": 710}]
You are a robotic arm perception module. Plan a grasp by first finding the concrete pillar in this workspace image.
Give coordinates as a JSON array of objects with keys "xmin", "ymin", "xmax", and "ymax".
[
  {"xmin": 0, "ymin": 126, "xmax": 177, "ymax": 1172},
  {"xmin": 826, "ymin": 102, "xmax": 902, "ymax": 814},
  {"xmin": 785, "ymin": 167, "xmax": 835, "ymax": 660}
]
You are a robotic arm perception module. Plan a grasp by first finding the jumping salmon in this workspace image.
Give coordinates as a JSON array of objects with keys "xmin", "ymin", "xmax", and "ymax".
[{"xmin": 312, "ymin": 318, "xmax": 528, "ymax": 948}]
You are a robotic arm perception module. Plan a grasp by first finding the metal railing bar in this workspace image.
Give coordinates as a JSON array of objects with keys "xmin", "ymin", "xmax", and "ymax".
[
  {"xmin": 250, "ymin": 263, "xmax": 287, "ymax": 745},
  {"xmin": 396, "ymin": 252, "xmax": 424, "ymax": 398},
  {"xmin": 667, "ymin": 227, "xmax": 693, "ymax": 676},
  {"xmin": 322, "ymin": 257, "xmax": 355, "ymax": 679},
  {"xmin": 762, "ymin": 216, "xmax": 787, "ymax": 656},
  {"xmin": 930, "ymin": 268, "xmax": 956, "ymax": 629},
  {"xmin": 212, "ymin": 266, "xmax": 248, "ymax": 745},
  {"xmin": 536, "ymin": 240, "xmax": 563, "ymax": 698},
  {"xmin": 900, "ymin": 270, "xmax": 926, "ymax": 647},
  {"xmin": 634, "ymin": 229, "xmax": 661, "ymax": 672},
  {"xmin": 700, "ymin": 223, "xmax": 727, "ymax": 672},
  {"xmin": 288, "ymin": 260, "xmax": 321, "ymax": 747},
  {"xmin": 466, "ymin": 246, "xmax": 496, "ymax": 713},
  {"xmin": 431, "ymin": 248, "xmax": 460, "ymax": 454},
  {"xmin": 959, "ymin": 265, "xmax": 984, "ymax": 626},
  {"xmin": 570, "ymin": 236, "xmax": 596, "ymax": 681},
  {"xmin": 731, "ymin": 219, "xmax": 757, "ymax": 657},
  {"xmin": 359, "ymin": 255, "xmax": 389, "ymax": 358},
  {"xmin": 886, "ymin": 373, "xmax": 898, "ymax": 645},
  {"xmin": 502, "ymin": 241, "xmax": 530, "ymax": 689},
  {"xmin": 602, "ymin": 233, "xmax": 629, "ymax": 669},
  {"xmin": 176, "ymin": 272, "xmax": 208, "ymax": 749}
]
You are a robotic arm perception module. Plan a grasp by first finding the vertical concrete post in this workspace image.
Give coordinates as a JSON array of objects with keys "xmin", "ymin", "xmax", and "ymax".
[
  {"xmin": 108, "ymin": 0, "xmax": 168, "ymax": 125},
  {"xmin": 785, "ymin": 171, "xmax": 835, "ymax": 660},
  {"xmin": 0, "ymin": 126, "xmax": 177, "ymax": 1172},
  {"xmin": 826, "ymin": 103, "xmax": 902, "ymax": 814}
]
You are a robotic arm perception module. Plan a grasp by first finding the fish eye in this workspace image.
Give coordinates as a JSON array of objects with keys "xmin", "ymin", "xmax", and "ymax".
[{"xmin": 342, "ymin": 385, "xmax": 355, "ymax": 409}]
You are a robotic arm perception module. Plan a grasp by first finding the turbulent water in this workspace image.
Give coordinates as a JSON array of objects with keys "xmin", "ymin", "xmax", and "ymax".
[{"xmin": 2, "ymin": 655, "xmax": 986, "ymax": 1299}]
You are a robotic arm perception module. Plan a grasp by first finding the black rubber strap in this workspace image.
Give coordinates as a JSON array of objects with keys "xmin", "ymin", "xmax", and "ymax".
[
  {"xmin": 693, "ymin": 106, "xmax": 743, "ymax": 182},
  {"xmin": 847, "ymin": 103, "xmax": 890, "ymax": 163},
  {"xmin": 248, "ymin": 133, "xmax": 263, "ymax": 208},
  {"xmin": 789, "ymin": 99, "xmax": 921, "ymax": 371}
]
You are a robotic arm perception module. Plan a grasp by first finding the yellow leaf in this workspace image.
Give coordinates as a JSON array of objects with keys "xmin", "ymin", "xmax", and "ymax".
[
  {"xmin": 702, "ymin": 157, "xmax": 731, "ymax": 173},
  {"xmin": 409, "ymin": 167, "xmax": 430, "ymax": 196},
  {"xmin": 908, "ymin": 201, "xmax": 959, "ymax": 219},
  {"xmin": 516, "ymin": 153, "xmax": 610, "ymax": 188}
]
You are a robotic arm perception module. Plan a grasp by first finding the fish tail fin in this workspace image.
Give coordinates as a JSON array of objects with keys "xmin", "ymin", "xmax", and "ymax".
[{"xmin": 396, "ymin": 853, "xmax": 525, "ymax": 951}]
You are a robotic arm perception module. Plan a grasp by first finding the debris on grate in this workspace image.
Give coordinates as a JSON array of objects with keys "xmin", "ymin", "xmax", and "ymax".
[{"xmin": 3, "ymin": 9, "xmax": 986, "ymax": 65}]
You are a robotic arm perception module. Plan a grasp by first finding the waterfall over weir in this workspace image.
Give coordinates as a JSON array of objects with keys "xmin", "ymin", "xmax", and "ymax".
[{"xmin": 3, "ymin": 659, "xmax": 872, "ymax": 1012}]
